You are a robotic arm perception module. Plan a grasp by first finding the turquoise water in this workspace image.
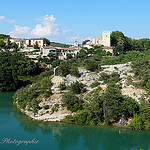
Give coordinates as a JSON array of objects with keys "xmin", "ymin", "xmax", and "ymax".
[{"xmin": 0, "ymin": 92, "xmax": 150, "ymax": 150}]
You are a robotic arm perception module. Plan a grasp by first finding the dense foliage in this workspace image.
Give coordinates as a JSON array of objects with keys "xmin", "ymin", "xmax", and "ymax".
[
  {"xmin": 61, "ymin": 92, "xmax": 83, "ymax": 112},
  {"xmin": 65, "ymin": 83, "xmax": 149, "ymax": 129},
  {"xmin": 0, "ymin": 52, "xmax": 40, "ymax": 92},
  {"xmin": 13, "ymin": 72, "xmax": 53, "ymax": 112},
  {"xmin": 0, "ymin": 34, "xmax": 10, "ymax": 39}
]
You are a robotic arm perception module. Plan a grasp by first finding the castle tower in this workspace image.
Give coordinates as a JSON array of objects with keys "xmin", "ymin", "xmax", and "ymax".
[{"xmin": 102, "ymin": 30, "xmax": 111, "ymax": 47}]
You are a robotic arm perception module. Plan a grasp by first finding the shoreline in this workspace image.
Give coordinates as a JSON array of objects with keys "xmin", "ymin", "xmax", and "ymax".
[{"xmin": 14, "ymin": 103, "xmax": 150, "ymax": 132}]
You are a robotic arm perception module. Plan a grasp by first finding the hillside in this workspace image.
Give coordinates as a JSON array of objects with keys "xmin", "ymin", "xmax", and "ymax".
[{"xmin": 13, "ymin": 62, "xmax": 149, "ymax": 129}]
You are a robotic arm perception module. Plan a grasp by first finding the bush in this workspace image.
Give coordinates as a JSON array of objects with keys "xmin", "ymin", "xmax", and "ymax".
[
  {"xmin": 99, "ymin": 73, "xmax": 110, "ymax": 83},
  {"xmin": 51, "ymin": 104, "xmax": 59, "ymax": 112},
  {"xmin": 61, "ymin": 92, "xmax": 83, "ymax": 112},
  {"xmin": 109, "ymin": 72, "xmax": 120, "ymax": 83},
  {"xmin": 90, "ymin": 82, "xmax": 99, "ymax": 88},
  {"xmin": 84, "ymin": 59, "xmax": 98, "ymax": 71},
  {"xmin": 70, "ymin": 66, "xmax": 80, "ymax": 77},
  {"xmin": 58, "ymin": 61, "xmax": 70, "ymax": 77},
  {"xmin": 59, "ymin": 83, "xmax": 66, "ymax": 91},
  {"xmin": 130, "ymin": 114, "xmax": 144, "ymax": 130},
  {"xmin": 43, "ymin": 105, "xmax": 49, "ymax": 110},
  {"xmin": 70, "ymin": 81, "xmax": 85, "ymax": 94}
]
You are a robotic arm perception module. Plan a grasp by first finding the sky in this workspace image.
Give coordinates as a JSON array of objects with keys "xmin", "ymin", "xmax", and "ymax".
[{"xmin": 0, "ymin": 0, "xmax": 150, "ymax": 44}]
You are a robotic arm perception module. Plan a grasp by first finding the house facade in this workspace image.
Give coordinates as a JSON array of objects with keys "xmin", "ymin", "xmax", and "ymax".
[
  {"xmin": 41, "ymin": 47, "xmax": 78, "ymax": 60},
  {"xmin": 8, "ymin": 38, "xmax": 46, "ymax": 48}
]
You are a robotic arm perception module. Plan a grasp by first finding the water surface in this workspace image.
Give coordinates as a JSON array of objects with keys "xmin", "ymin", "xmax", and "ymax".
[{"xmin": 0, "ymin": 92, "xmax": 150, "ymax": 150}]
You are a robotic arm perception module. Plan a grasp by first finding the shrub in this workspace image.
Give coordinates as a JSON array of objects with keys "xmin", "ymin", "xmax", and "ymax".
[
  {"xmin": 58, "ymin": 61, "xmax": 70, "ymax": 77},
  {"xmin": 99, "ymin": 73, "xmax": 110, "ymax": 83},
  {"xmin": 109, "ymin": 72, "xmax": 120, "ymax": 83},
  {"xmin": 43, "ymin": 105, "xmax": 49, "ymax": 110},
  {"xmin": 51, "ymin": 104, "xmax": 59, "ymax": 112},
  {"xmin": 61, "ymin": 92, "xmax": 83, "ymax": 112},
  {"xmin": 59, "ymin": 83, "xmax": 66, "ymax": 91},
  {"xmin": 70, "ymin": 81, "xmax": 85, "ymax": 94},
  {"xmin": 130, "ymin": 114, "xmax": 144, "ymax": 130},
  {"xmin": 84, "ymin": 59, "xmax": 98, "ymax": 71},
  {"xmin": 70, "ymin": 66, "xmax": 80, "ymax": 77},
  {"xmin": 90, "ymin": 82, "xmax": 99, "ymax": 88}
]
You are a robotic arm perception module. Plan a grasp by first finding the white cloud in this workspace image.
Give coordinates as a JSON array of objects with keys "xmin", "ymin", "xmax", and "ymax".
[
  {"xmin": 6, "ymin": 19, "xmax": 15, "ymax": 23},
  {"xmin": 62, "ymin": 29, "xmax": 71, "ymax": 34},
  {"xmin": 9, "ymin": 14, "xmax": 72, "ymax": 38},
  {"xmin": 0, "ymin": 16, "xmax": 5, "ymax": 20},
  {"xmin": 30, "ymin": 15, "xmax": 59, "ymax": 37},
  {"xmin": 10, "ymin": 25, "xmax": 30, "ymax": 37}
]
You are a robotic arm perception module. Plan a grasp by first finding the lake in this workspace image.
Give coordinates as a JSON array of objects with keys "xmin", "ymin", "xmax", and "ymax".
[{"xmin": 0, "ymin": 92, "xmax": 150, "ymax": 150}]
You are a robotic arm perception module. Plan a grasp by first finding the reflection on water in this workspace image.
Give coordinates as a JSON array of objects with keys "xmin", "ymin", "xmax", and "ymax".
[{"xmin": 0, "ymin": 92, "xmax": 150, "ymax": 150}]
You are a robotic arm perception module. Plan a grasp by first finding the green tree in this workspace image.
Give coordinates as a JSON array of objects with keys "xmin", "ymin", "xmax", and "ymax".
[
  {"xmin": 40, "ymin": 76, "xmax": 52, "ymax": 97},
  {"xmin": 84, "ymin": 59, "xmax": 98, "ymax": 71},
  {"xmin": 61, "ymin": 92, "xmax": 83, "ymax": 112},
  {"xmin": 34, "ymin": 41, "xmax": 40, "ymax": 49},
  {"xmin": 110, "ymin": 31, "xmax": 129, "ymax": 53},
  {"xmin": 0, "ymin": 40, "xmax": 6, "ymax": 49},
  {"xmin": 101, "ymin": 83, "xmax": 124, "ymax": 122},
  {"xmin": 82, "ymin": 40, "xmax": 90, "ymax": 45},
  {"xmin": 70, "ymin": 66, "xmax": 80, "ymax": 77},
  {"xmin": 58, "ymin": 61, "xmax": 70, "ymax": 77},
  {"xmin": 0, "ymin": 52, "xmax": 19, "ymax": 91},
  {"xmin": 45, "ymin": 38, "xmax": 50, "ymax": 46},
  {"xmin": 70, "ymin": 81, "xmax": 85, "ymax": 94},
  {"xmin": 67, "ymin": 53, "xmax": 73, "ymax": 60},
  {"xmin": 122, "ymin": 97, "xmax": 139, "ymax": 117}
]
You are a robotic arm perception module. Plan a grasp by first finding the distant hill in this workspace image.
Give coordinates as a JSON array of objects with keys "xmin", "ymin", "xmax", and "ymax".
[
  {"xmin": 0, "ymin": 34, "xmax": 10, "ymax": 39},
  {"xmin": 50, "ymin": 42, "xmax": 71, "ymax": 48}
]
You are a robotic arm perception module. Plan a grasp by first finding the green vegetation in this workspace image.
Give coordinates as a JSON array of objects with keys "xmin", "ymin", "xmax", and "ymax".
[
  {"xmin": 65, "ymin": 81, "xmax": 150, "ymax": 130},
  {"xmin": 58, "ymin": 61, "xmax": 80, "ymax": 77},
  {"xmin": 70, "ymin": 66, "xmax": 80, "ymax": 77},
  {"xmin": 82, "ymin": 40, "xmax": 90, "ymax": 45},
  {"xmin": 132, "ymin": 59, "xmax": 150, "ymax": 90},
  {"xmin": 0, "ymin": 34, "xmax": 10, "ymax": 39},
  {"xmin": 58, "ymin": 83, "xmax": 66, "ymax": 91},
  {"xmin": 99, "ymin": 72, "xmax": 120, "ymax": 84},
  {"xmin": 2, "ymin": 31, "xmax": 149, "ymax": 131},
  {"xmin": 90, "ymin": 82, "xmax": 99, "ymax": 88},
  {"xmin": 43, "ymin": 105, "xmax": 49, "ymax": 110},
  {"xmin": 13, "ymin": 72, "xmax": 53, "ymax": 111},
  {"xmin": 0, "ymin": 52, "xmax": 41, "ymax": 92},
  {"xmin": 61, "ymin": 92, "xmax": 83, "ymax": 112},
  {"xmin": 0, "ymin": 38, "xmax": 19, "ymax": 51},
  {"xmin": 70, "ymin": 81, "xmax": 85, "ymax": 94},
  {"xmin": 34, "ymin": 41, "xmax": 40, "ymax": 49}
]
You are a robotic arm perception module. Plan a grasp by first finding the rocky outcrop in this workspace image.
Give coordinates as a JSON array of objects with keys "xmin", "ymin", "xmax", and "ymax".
[{"xmin": 22, "ymin": 62, "xmax": 147, "ymax": 122}]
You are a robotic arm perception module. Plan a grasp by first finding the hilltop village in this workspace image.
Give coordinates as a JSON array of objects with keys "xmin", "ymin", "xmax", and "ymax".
[
  {"xmin": 0, "ymin": 30, "xmax": 150, "ymax": 130},
  {"xmin": 0, "ymin": 30, "xmax": 113, "ymax": 62}
]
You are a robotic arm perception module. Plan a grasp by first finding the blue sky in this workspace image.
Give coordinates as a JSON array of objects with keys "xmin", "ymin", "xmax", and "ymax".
[{"xmin": 0, "ymin": 0, "xmax": 150, "ymax": 44}]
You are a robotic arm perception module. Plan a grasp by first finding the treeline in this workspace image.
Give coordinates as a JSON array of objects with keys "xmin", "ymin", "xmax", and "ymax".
[
  {"xmin": 111, "ymin": 31, "xmax": 150, "ymax": 53},
  {"xmin": 0, "ymin": 52, "xmax": 40, "ymax": 92},
  {"xmin": 0, "ymin": 34, "xmax": 10, "ymax": 39}
]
